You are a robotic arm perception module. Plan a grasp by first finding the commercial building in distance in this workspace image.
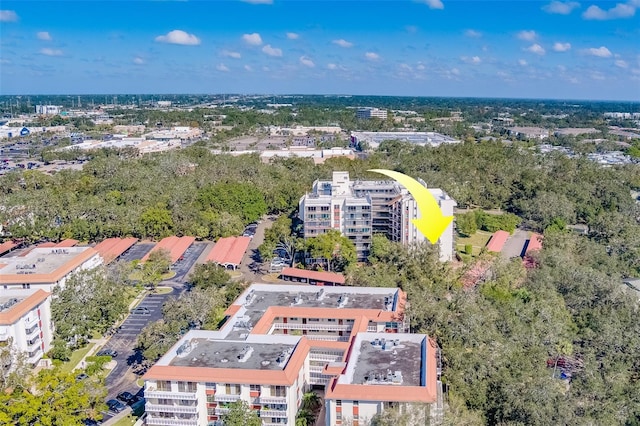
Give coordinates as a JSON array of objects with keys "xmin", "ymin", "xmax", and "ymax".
[
  {"xmin": 0, "ymin": 289, "xmax": 53, "ymax": 367},
  {"xmin": 0, "ymin": 246, "xmax": 103, "ymax": 291},
  {"xmin": 35, "ymin": 105, "xmax": 62, "ymax": 115},
  {"xmin": 298, "ymin": 171, "xmax": 456, "ymax": 261},
  {"xmin": 350, "ymin": 131, "xmax": 460, "ymax": 149},
  {"xmin": 143, "ymin": 283, "xmax": 443, "ymax": 426},
  {"xmin": 356, "ymin": 108, "xmax": 388, "ymax": 120}
]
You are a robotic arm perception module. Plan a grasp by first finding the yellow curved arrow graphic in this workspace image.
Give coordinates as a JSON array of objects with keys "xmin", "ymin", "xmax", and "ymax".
[{"xmin": 368, "ymin": 169, "xmax": 453, "ymax": 244}]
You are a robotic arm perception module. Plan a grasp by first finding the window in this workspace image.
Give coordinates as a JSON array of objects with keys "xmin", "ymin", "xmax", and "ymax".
[
  {"xmin": 225, "ymin": 384, "xmax": 241, "ymax": 395},
  {"xmin": 307, "ymin": 206, "xmax": 317, "ymax": 211},
  {"xmin": 336, "ymin": 400, "xmax": 342, "ymax": 406},
  {"xmin": 250, "ymin": 384, "xmax": 261, "ymax": 392},
  {"xmin": 157, "ymin": 381, "xmax": 171, "ymax": 391},
  {"xmin": 336, "ymin": 412, "xmax": 342, "ymax": 420},
  {"xmin": 321, "ymin": 206, "xmax": 330, "ymax": 211},
  {"xmin": 205, "ymin": 382, "xmax": 216, "ymax": 389},
  {"xmin": 353, "ymin": 401, "xmax": 359, "ymax": 406}
]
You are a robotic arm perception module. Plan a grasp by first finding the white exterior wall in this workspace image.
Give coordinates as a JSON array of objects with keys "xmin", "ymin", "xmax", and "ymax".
[{"xmin": 0, "ymin": 295, "xmax": 53, "ymax": 367}]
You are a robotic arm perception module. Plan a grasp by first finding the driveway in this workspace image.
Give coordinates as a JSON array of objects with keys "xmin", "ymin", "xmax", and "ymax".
[{"xmin": 238, "ymin": 216, "xmax": 275, "ymax": 282}]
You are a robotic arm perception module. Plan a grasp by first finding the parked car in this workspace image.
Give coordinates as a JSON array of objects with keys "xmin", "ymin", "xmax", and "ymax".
[
  {"xmin": 75, "ymin": 373, "xmax": 89, "ymax": 381},
  {"xmin": 106, "ymin": 399, "xmax": 126, "ymax": 413},
  {"xmin": 82, "ymin": 419, "xmax": 99, "ymax": 426},
  {"xmin": 131, "ymin": 306, "xmax": 150, "ymax": 315},
  {"xmin": 117, "ymin": 391, "xmax": 137, "ymax": 405},
  {"xmin": 96, "ymin": 349, "xmax": 118, "ymax": 358}
]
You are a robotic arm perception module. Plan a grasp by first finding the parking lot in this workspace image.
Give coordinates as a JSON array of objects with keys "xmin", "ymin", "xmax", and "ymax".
[
  {"xmin": 170, "ymin": 241, "xmax": 207, "ymax": 282},
  {"xmin": 118, "ymin": 242, "xmax": 155, "ymax": 263}
]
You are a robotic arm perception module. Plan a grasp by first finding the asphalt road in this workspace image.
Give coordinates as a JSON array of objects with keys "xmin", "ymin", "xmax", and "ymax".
[
  {"xmin": 100, "ymin": 241, "xmax": 205, "ymax": 422},
  {"xmin": 239, "ymin": 216, "xmax": 275, "ymax": 281}
]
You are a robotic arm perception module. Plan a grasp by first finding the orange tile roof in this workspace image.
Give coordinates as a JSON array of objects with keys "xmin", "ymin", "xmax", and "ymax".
[
  {"xmin": 486, "ymin": 230, "xmax": 510, "ymax": 253},
  {"xmin": 36, "ymin": 242, "xmax": 56, "ymax": 248},
  {"xmin": 93, "ymin": 237, "xmax": 138, "ymax": 264},
  {"xmin": 250, "ymin": 306, "xmax": 404, "ymax": 336},
  {"xmin": 55, "ymin": 239, "xmax": 78, "ymax": 247},
  {"xmin": 525, "ymin": 233, "xmax": 543, "ymax": 253},
  {"xmin": 280, "ymin": 267, "xmax": 346, "ymax": 285},
  {"xmin": 0, "ymin": 247, "xmax": 100, "ymax": 284},
  {"xmin": 141, "ymin": 236, "xmax": 195, "ymax": 264},
  {"xmin": 205, "ymin": 236, "xmax": 251, "ymax": 267},
  {"xmin": 0, "ymin": 240, "xmax": 19, "ymax": 256},
  {"xmin": 0, "ymin": 289, "xmax": 50, "ymax": 325}
]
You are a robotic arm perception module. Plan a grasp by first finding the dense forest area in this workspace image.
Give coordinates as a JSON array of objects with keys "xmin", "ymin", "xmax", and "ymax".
[{"xmin": 1, "ymin": 140, "xmax": 639, "ymax": 424}]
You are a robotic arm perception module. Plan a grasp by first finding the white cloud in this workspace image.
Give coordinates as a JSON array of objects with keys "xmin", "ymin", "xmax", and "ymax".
[
  {"xmin": 133, "ymin": 57, "xmax": 145, "ymax": 65},
  {"xmin": 241, "ymin": 0, "xmax": 273, "ymax": 4},
  {"xmin": 517, "ymin": 30, "xmax": 538, "ymax": 41},
  {"xmin": 40, "ymin": 48, "xmax": 63, "ymax": 56},
  {"xmin": 155, "ymin": 30, "xmax": 201, "ymax": 46},
  {"xmin": 543, "ymin": 1, "xmax": 580, "ymax": 14},
  {"xmin": 416, "ymin": 0, "xmax": 444, "ymax": 10},
  {"xmin": 299, "ymin": 56, "xmax": 315, "ymax": 68},
  {"xmin": 553, "ymin": 42, "xmax": 571, "ymax": 52},
  {"xmin": 327, "ymin": 63, "xmax": 338, "ymax": 70},
  {"xmin": 399, "ymin": 63, "xmax": 413, "ymax": 71},
  {"xmin": 262, "ymin": 44, "xmax": 282, "ymax": 57},
  {"xmin": 416, "ymin": 63, "xmax": 426, "ymax": 71},
  {"xmin": 450, "ymin": 68, "xmax": 460, "ymax": 75},
  {"xmin": 222, "ymin": 50, "xmax": 241, "ymax": 59},
  {"xmin": 518, "ymin": 59, "xmax": 528, "ymax": 66},
  {"xmin": 216, "ymin": 63, "xmax": 230, "ymax": 72},
  {"xmin": 525, "ymin": 44, "xmax": 546, "ymax": 55},
  {"xmin": 37, "ymin": 31, "xmax": 52, "ymax": 41},
  {"xmin": 590, "ymin": 71, "xmax": 605, "ymax": 80},
  {"xmin": 365, "ymin": 52, "xmax": 380, "ymax": 61},
  {"xmin": 583, "ymin": 2, "xmax": 636, "ymax": 19},
  {"xmin": 242, "ymin": 33, "xmax": 263, "ymax": 46},
  {"xmin": 615, "ymin": 59, "xmax": 629, "ymax": 68},
  {"xmin": 464, "ymin": 29, "xmax": 482, "ymax": 38},
  {"xmin": 585, "ymin": 46, "xmax": 612, "ymax": 57},
  {"xmin": 332, "ymin": 39, "xmax": 353, "ymax": 48},
  {"xmin": 286, "ymin": 32, "xmax": 299, "ymax": 40},
  {"xmin": 0, "ymin": 10, "xmax": 18, "ymax": 22},
  {"xmin": 461, "ymin": 56, "xmax": 481, "ymax": 64},
  {"xmin": 244, "ymin": 65, "xmax": 253, "ymax": 71}
]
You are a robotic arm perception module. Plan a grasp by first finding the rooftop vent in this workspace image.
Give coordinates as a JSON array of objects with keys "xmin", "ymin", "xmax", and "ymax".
[
  {"xmin": 364, "ymin": 369, "xmax": 403, "ymax": 385},
  {"xmin": 0, "ymin": 298, "xmax": 19, "ymax": 312},
  {"xmin": 337, "ymin": 294, "xmax": 349, "ymax": 308},
  {"xmin": 244, "ymin": 290, "xmax": 255, "ymax": 306},
  {"xmin": 176, "ymin": 340, "xmax": 195, "ymax": 358},
  {"xmin": 237, "ymin": 345, "xmax": 254, "ymax": 363},
  {"xmin": 316, "ymin": 289, "xmax": 325, "ymax": 301}
]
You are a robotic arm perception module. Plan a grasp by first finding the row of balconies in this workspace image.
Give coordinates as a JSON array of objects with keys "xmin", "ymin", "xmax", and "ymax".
[
  {"xmin": 309, "ymin": 353, "xmax": 343, "ymax": 362},
  {"xmin": 146, "ymin": 416, "xmax": 198, "ymax": 426},
  {"xmin": 272, "ymin": 323, "xmax": 351, "ymax": 331},
  {"xmin": 146, "ymin": 404, "xmax": 198, "ymax": 414},
  {"xmin": 145, "ymin": 389, "xmax": 198, "ymax": 400}
]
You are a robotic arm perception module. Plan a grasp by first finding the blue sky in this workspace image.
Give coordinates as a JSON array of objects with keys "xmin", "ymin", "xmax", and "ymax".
[{"xmin": 1, "ymin": 1, "xmax": 639, "ymax": 100}]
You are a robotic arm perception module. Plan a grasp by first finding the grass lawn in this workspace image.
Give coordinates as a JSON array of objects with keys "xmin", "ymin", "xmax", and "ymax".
[
  {"xmin": 112, "ymin": 414, "xmax": 138, "ymax": 426},
  {"xmin": 153, "ymin": 286, "xmax": 173, "ymax": 295},
  {"xmin": 129, "ymin": 270, "xmax": 176, "ymax": 282},
  {"xmin": 456, "ymin": 231, "xmax": 493, "ymax": 256},
  {"xmin": 60, "ymin": 342, "xmax": 95, "ymax": 373}
]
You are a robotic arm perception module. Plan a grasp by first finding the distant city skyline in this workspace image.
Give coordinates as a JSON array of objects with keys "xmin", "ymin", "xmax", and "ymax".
[{"xmin": 0, "ymin": 1, "xmax": 639, "ymax": 100}]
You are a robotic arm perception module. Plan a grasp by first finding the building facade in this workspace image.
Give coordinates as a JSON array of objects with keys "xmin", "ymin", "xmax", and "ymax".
[
  {"xmin": 356, "ymin": 108, "xmax": 388, "ymax": 120},
  {"xmin": 0, "ymin": 289, "xmax": 54, "ymax": 367},
  {"xmin": 143, "ymin": 284, "xmax": 442, "ymax": 426},
  {"xmin": 299, "ymin": 171, "xmax": 456, "ymax": 262}
]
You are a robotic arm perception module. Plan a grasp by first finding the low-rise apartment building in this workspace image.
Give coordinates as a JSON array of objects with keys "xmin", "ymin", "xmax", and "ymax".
[
  {"xmin": 0, "ymin": 246, "xmax": 103, "ymax": 291},
  {"xmin": 143, "ymin": 284, "xmax": 442, "ymax": 426},
  {"xmin": 0, "ymin": 289, "xmax": 53, "ymax": 367},
  {"xmin": 299, "ymin": 171, "xmax": 456, "ymax": 262}
]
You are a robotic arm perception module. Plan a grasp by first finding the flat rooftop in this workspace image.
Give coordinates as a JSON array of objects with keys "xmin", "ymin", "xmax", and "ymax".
[
  {"xmin": 0, "ymin": 246, "xmax": 94, "ymax": 277},
  {"xmin": 0, "ymin": 295, "xmax": 26, "ymax": 313},
  {"xmin": 340, "ymin": 333, "xmax": 426, "ymax": 387},
  {"xmin": 167, "ymin": 338, "xmax": 296, "ymax": 371}
]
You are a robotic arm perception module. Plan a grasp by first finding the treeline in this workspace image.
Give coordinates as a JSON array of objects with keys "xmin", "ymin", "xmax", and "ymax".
[
  {"xmin": 0, "ymin": 140, "xmax": 638, "ymax": 273},
  {"xmin": 347, "ymin": 234, "xmax": 640, "ymax": 425}
]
